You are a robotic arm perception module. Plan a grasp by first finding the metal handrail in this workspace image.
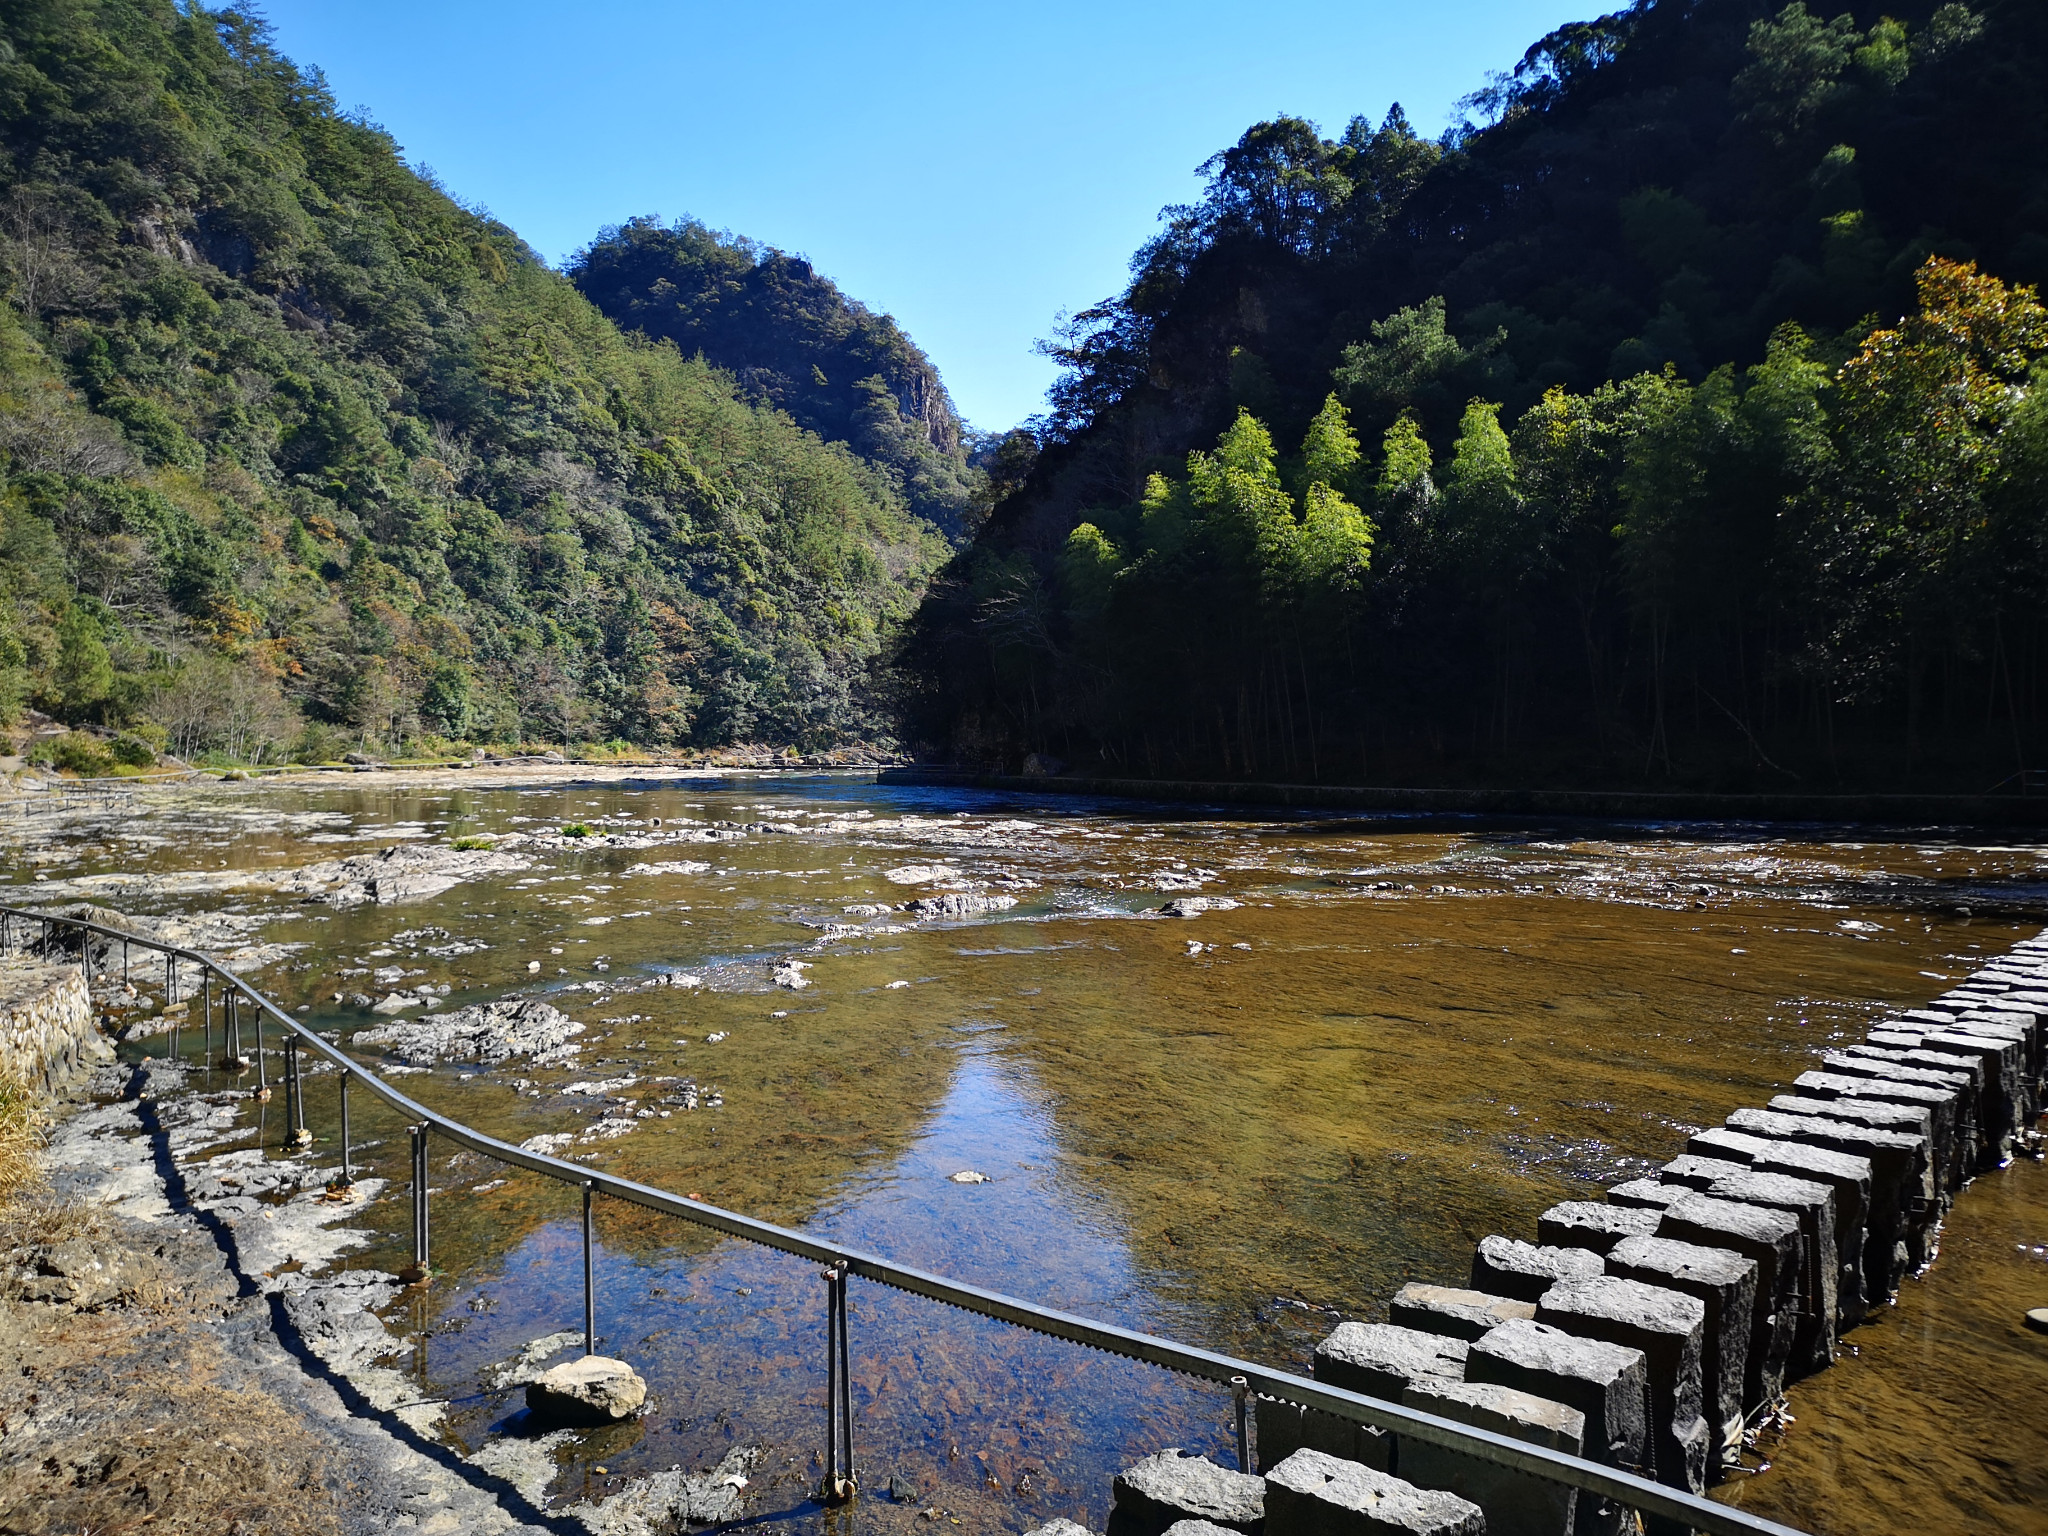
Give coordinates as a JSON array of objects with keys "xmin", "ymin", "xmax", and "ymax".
[{"xmin": 8, "ymin": 901, "xmax": 1807, "ymax": 1536}]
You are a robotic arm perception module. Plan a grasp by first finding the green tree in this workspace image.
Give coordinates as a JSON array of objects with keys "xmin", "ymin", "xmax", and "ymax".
[{"xmin": 51, "ymin": 607, "xmax": 112, "ymax": 720}]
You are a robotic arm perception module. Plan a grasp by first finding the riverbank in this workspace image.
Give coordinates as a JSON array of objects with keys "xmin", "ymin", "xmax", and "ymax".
[{"xmin": 880, "ymin": 768, "xmax": 2048, "ymax": 829}]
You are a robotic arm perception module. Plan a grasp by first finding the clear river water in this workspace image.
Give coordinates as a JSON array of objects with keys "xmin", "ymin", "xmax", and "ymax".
[{"xmin": 6, "ymin": 770, "xmax": 2045, "ymax": 1535}]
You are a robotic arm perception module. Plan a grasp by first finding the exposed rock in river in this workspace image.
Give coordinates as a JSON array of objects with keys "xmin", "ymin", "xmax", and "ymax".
[
  {"xmin": 267, "ymin": 841, "xmax": 531, "ymax": 907},
  {"xmin": 355, "ymin": 999, "xmax": 583, "ymax": 1066},
  {"xmin": 908, "ymin": 892, "xmax": 1019, "ymax": 919}
]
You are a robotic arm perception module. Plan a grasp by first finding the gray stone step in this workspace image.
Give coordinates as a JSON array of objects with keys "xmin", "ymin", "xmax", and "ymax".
[
  {"xmin": 1605, "ymin": 1234, "xmax": 1754, "ymax": 1468},
  {"xmin": 1399, "ymin": 1379, "xmax": 1583, "ymax": 1536},
  {"xmin": 1389, "ymin": 1282, "xmax": 1537, "ymax": 1343},
  {"xmin": 1656, "ymin": 1193, "xmax": 1800, "ymax": 1412},
  {"xmin": 1535, "ymin": 1202, "xmax": 1662, "ymax": 1256},
  {"xmin": 1682, "ymin": 1128, "xmax": 1876, "ymax": 1320},
  {"xmin": 1470, "ymin": 1236, "xmax": 1604, "ymax": 1302},
  {"xmin": 1262, "ymin": 1448, "xmax": 1484, "ymax": 1536},
  {"xmin": 1110, "ymin": 1449, "xmax": 1265, "ymax": 1536},
  {"xmin": 1535, "ymin": 1275, "xmax": 1709, "ymax": 1495}
]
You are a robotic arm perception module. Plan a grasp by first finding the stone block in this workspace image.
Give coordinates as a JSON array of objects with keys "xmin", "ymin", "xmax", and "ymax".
[
  {"xmin": 1703, "ymin": 1169, "xmax": 1836, "ymax": 1377},
  {"xmin": 1466, "ymin": 1318, "xmax": 1650, "ymax": 1518},
  {"xmin": 1390, "ymin": 1283, "xmax": 1537, "ymax": 1343},
  {"xmin": 1257, "ymin": 1400, "xmax": 1391, "ymax": 1475},
  {"xmin": 1604, "ymin": 1179, "xmax": 1689, "ymax": 1210},
  {"xmin": 1400, "ymin": 1379, "xmax": 1581, "ymax": 1536},
  {"xmin": 1605, "ymin": 1235, "xmax": 1754, "ymax": 1467},
  {"xmin": 1535, "ymin": 1275, "xmax": 1707, "ymax": 1494},
  {"xmin": 1656, "ymin": 1194, "xmax": 1799, "ymax": 1411},
  {"xmin": 1111, "ymin": 1449, "xmax": 1265, "ymax": 1536},
  {"xmin": 1537, "ymin": 1202, "xmax": 1662, "ymax": 1255},
  {"xmin": 1657, "ymin": 1155, "xmax": 1750, "ymax": 1190},
  {"xmin": 1722, "ymin": 1108, "xmax": 1919, "ymax": 1296},
  {"xmin": 1790, "ymin": 1070, "xmax": 1960, "ymax": 1197},
  {"xmin": 1315, "ymin": 1323, "xmax": 1467, "ymax": 1401},
  {"xmin": 1728, "ymin": 1138, "xmax": 1872, "ymax": 1328},
  {"xmin": 1262, "ymin": 1449, "xmax": 1483, "ymax": 1536},
  {"xmin": 1471, "ymin": 1236, "xmax": 1604, "ymax": 1302}
]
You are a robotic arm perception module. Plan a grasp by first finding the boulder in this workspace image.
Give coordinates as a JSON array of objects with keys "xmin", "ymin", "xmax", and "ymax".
[
  {"xmin": 1262, "ymin": 1449, "xmax": 1484, "ymax": 1536},
  {"xmin": 526, "ymin": 1354, "xmax": 647, "ymax": 1426}
]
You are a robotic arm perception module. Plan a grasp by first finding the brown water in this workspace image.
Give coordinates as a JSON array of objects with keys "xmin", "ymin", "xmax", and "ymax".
[{"xmin": 9, "ymin": 774, "xmax": 2046, "ymax": 1533}]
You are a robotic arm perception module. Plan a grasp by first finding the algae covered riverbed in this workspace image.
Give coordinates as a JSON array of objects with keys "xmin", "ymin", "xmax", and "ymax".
[{"xmin": 7, "ymin": 770, "xmax": 2045, "ymax": 1534}]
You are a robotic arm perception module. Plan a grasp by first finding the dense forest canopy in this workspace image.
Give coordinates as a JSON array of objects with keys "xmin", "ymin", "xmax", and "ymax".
[
  {"xmin": 904, "ymin": 0, "xmax": 2048, "ymax": 792},
  {"xmin": 0, "ymin": 0, "xmax": 952, "ymax": 766},
  {"xmin": 571, "ymin": 218, "xmax": 985, "ymax": 542}
]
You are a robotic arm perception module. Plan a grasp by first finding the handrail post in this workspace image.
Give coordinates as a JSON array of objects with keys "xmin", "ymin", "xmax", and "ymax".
[
  {"xmin": 287, "ymin": 1036, "xmax": 309, "ymax": 1146},
  {"xmin": 582, "ymin": 1181, "xmax": 596, "ymax": 1356},
  {"xmin": 404, "ymin": 1123, "xmax": 431, "ymax": 1284},
  {"xmin": 1233, "ymin": 1376, "xmax": 1251, "ymax": 1472},
  {"xmin": 339, "ymin": 1069, "xmax": 352, "ymax": 1184},
  {"xmin": 821, "ymin": 1261, "xmax": 855, "ymax": 1503},
  {"xmin": 201, "ymin": 972, "xmax": 212, "ymax": 1077},
  {"xmin": 253, "ymin": 992, "xmax": 268, "ymax": 1098}
]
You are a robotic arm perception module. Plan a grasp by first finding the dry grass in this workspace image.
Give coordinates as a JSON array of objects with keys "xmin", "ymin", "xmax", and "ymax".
[{"xmin": 0, "ymin": 1069, "xmax": 46, "ymax": 1204}]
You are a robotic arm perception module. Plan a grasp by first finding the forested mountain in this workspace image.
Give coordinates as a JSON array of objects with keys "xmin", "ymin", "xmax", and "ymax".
[
  {"xmin": 572, "ymin": 219, "xmax": 983, "ymax": 540},
  {"xmin": 0, "ymin": 0, "xmax": 948, "ymax": 765},
  {"xmin": 904, "ymin": 0, "xmax": 2048, "ymax": 793}
]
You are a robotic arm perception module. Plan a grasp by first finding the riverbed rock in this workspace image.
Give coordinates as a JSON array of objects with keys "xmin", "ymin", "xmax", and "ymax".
[
  {"xmin": 1158, "ymin": 897, "xmax": 1242, "ymax": 917},
  {"xmin": 264, "ymin": 839, "xmax": 530, "ymax": 907},
  {"xmin": 1262, "ymin": 1448, "xmax": 1484, "ymax": 1536},
  {"xmin": 1110, "ymin": 1448, "xmax": 1265, "ymax": 1535},
  {"xmin": 562, "ymin": 1444, "xmax": 759, "ymax": 1533},
  {"xmin": 525, "ymin": 1354, "xmax": 647, "ymax": 1426},
  {"xmin": 907, "ymin": 892, "xmax": 1019, "ymax": 919},
  {"xmin": 355, "ymin": 998, "xmax": 582, "ymax": 1066},
  {"xmin": 1397, "ymin": 1379, "xmax": 1583, "ymax": 1536}
]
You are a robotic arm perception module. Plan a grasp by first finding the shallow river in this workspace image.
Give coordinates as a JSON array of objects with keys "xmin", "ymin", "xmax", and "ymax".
[{"xmin": 8, "ymin": 772, "xmax": 2046, "ymax": 1534}]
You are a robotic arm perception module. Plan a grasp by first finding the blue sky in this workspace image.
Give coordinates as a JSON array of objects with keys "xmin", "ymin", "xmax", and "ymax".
[{"xmin": 257, "ymin": 0, "xmax": 1589, "ymax": 433}]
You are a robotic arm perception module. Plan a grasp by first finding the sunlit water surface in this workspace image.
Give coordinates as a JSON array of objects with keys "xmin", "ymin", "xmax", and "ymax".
[{"xmin": 8, "ymin": 773, "xmax": 2046, "ymax": 1534}]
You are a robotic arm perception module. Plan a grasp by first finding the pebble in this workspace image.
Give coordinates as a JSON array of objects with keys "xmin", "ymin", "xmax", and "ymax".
[
  {"xmin": 2026, "ymin": 1307, "xmax": 2048, "ymax": 1334},
  {"xmin": 949, "ymin": 1170, "xmax": 990, "ymax": 1184}
]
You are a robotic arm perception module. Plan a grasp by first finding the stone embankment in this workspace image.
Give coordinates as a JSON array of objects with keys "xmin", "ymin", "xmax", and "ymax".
[
  {"xmin": 1063, "ymin": 928, "xmax": 2048, "ymax": 1536},
  {"xmin": 0, "ymin": 955, "xmax": 106, "ymax": 1095}
]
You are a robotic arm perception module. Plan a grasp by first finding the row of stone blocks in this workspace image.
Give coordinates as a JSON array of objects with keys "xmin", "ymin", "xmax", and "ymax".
[{"xmin": 1060, "ymin": 930, "xmax": 2048, "ymax": 1536}]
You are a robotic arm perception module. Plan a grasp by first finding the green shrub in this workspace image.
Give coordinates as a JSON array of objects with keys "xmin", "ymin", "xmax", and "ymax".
[
  {"xmin": 450, "ymin": 835, "xmax": 494, "ymax": 851},
  {"xmin": 292, "ymin": 722, "xmax": 351, "ymax": 764},
  {"xmin": 29, "ymin": 732, "xmax": 117, "ymax": 776},
  {"xmin": 108, "ymin": 733, "xmax": 157, "ymax": 767},
  {"xmin": 559, "ymin": 823, "xmax": 592, "ymax": 839}
]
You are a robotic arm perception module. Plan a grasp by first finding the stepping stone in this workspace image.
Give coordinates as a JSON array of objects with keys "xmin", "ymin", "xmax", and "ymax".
[
  {"xmin": 1257, "ymin": 1398, "xmax": 1392, "ymax": 1475},
  {"xmin": 1390, "ymin": 1283, "xmax": 1537, "ymax": 1342},
  {"xmin": 1722, "ymin": 1108, "xmax": 1920, "ymax": 1296},
  {"xmin": 1262, "ymin": 1448, "xmax": 1484, "ymax": 1536},
  {"xmin": 1030, "ymin": 1523, "xmax": 1102, "ymax": 1536},
  {"xmin": 1470, "ymin": 1236, "xmax": 1604, "ymax": 1302},
  {"xmin": 1656, "ymin": 1193, "xmax": 1800, "ymax": 1411},
  {"xmin": 1111, "ymin": 1449, "xmax": 1265, "ymax": 1536},
  {"xmin": 1400, "ymin": 1379, "xmax": 1583, "ymax": 1536},
  {"xmin": 1537, "ymin": 1202, "xmax": 1662, "ymax": 1255},
  {"xmin": 1657, "ymin": 1155, "xmax": 1749, "ymax": 1191},
  {"xmin": 1756, "ymin": 1097, "xmax": 1936, "ymax": 1266},
  {"xmin": 525, "ymin": 1355, "xmax": 647, "ymax": 1426},
  {"xmin": 1163, "ymin": 1524, "xmax": 1237, "ymax": 1536},
  {"xmin": 1316, "ymin": 1323, "xmax": 1468, "ymax": 1400},
  {"xmin": 1683, "ymin": 1130, "xmax": 1875, "ymax": 1322},
  {"xmin": 1791, "ymin": 1070, "xmax": 1960, "ymax": 1197},
  {"xmin": 1466, "ymin": 1318, "xmax": 1649, "ymax": 1536},
  {"xmin": 1536, "ymin": 1275, "xmax": 1709, "ymax": 1494},
  {"xmin": 1703, "ymin": 1168, "xmax": 1837, "ymax": 1378},
  {"xmin": 1606, "ymin": 1234, "xmax": 1754, "ymax": 1467},
  {"xmin": 1604, "ymin": 1178, "xmax": 1690, "ymax": 1210}
]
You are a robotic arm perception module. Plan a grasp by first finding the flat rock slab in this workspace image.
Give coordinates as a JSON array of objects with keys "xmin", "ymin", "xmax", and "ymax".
[
  {"xmin": 1536, "ymin": 1202, "xmax": 1662, "ymax": 1255},
  {"xmin": 1400, "ymin": 1380, "xmax": 1582, "ymax": 1536},
  {"xmin": 1315, "ymin": 1323, "xmax": 1467, "ymax": 1400},
  {"xmin": 1390, "ymin": 1283, "xmax": 1537, "ymax": 1342},
  {"xmin": 1605, "ymin": 1235, "xmax": 1755, "ymax": 1467},
  {"xmin": 1262, "ymin": 1448, "xmax": 1483, "ymax": 1536},
  {"xmin": 1535, "ymin": 1275, "xmax": 1707, "ymax": 1493},
  {"xmin": 1470, "ymin": 1236, "xmax": 1604, "ymax": 1301},
  {"xmin": 1112, "ymin": 1449, "xmax": 1265, "ymax": 1536},
  {"xmin": 526, "ymin": 1354, "xmax": 647, "ymax": 1426}
]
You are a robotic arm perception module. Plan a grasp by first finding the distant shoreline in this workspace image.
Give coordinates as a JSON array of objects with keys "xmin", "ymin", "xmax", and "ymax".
[{"xmin": 877, "ymin": 767, "xmax": 2048, "ymax": 830}]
